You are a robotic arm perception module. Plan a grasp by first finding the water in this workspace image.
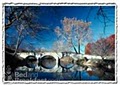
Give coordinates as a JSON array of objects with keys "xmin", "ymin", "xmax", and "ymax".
[
  {"xmin": 13, "ymin": 64, "xmax": 114, "ymax": 81},
  {"xmin": 6, "ymin": 56, "xmax": 115, "ymax": 81},
  {"xmin": 13, "ymin": 70, "xmax": 99, "ymax": 80}
]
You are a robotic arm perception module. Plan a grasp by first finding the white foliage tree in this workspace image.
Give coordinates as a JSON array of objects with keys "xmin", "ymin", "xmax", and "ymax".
[{"xmin": 54, "ymin": 17, "xmax": 92, "ymax": 54}]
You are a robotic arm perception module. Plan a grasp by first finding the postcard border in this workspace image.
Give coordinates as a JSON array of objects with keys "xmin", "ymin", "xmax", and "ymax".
[{"xmin": 2, "ymin": 2, "xmax": 118, "ymax": 84}]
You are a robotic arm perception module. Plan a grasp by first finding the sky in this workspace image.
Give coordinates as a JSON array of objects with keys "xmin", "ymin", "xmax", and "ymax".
[{"xmin": 6, "ymin": 6, "xmax": 115, "ymax": 53}]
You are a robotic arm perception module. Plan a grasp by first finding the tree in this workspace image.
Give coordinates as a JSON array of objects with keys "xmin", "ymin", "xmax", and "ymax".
[
  {"xmin": 4, "ymin": 6, "xmax": 48, "ymax": 78},
  {"xmin": 85, "ymin": 34, "xmax": 115, "ymax": 59},
  {"xmin": 85, "ymin": 6, "xmax": 115, "ymax": 35},
  {"xmin": 5, "ymin": 6, "xmax": 47, "ymax": 54},
  {"xmin": 54, "ymin": 17, "xmax": 92, "ymax": 54},
  {"xmin": 52, "ymin": 40, "xmax": 71, "ymax": 52},
  {"xmin": 96, "ymin": 6, "xmax": 115, "ymax": 34}
]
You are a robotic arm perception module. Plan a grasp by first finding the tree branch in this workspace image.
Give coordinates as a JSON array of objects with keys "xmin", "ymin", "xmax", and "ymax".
[{"xmin": 5, "ymin": 7, "xmax": 29, "ymax": 31}]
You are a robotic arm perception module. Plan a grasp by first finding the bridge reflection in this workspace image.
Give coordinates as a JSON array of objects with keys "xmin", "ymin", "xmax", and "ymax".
[
  {"xmin": 17, "ymin": 52, "xmax": 84, "ymax": 72},
  {"xmin": 14, "ymin": 52, "xmax": 115, "ymax": 80}
]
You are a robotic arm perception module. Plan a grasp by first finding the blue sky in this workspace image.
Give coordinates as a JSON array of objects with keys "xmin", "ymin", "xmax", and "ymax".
[{"xmin": 6, "ymin": 6, "xmax": 115, "ymax": 53}]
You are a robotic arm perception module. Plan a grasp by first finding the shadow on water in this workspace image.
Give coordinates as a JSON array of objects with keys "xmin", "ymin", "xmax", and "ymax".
[{"xmin": 7, "ymin": 55, "xmax": 115, "ymax": 81}]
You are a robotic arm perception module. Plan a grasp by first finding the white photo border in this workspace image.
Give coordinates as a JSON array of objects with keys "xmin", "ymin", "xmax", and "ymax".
[{"xmin": 2, "ymin": 3, "xmax": 118, "ymax": 84}]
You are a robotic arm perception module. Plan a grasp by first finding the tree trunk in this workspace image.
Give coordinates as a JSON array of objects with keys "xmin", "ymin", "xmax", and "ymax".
[
  {"xmin": 78, "ymin": 39, "xmax": 81, "ymax": 54},
  {"xmin": 71, "ymin": 40, "xmax": 78, "ymax": 54},
  {"xmin": 13, "ymin": 28, "xmax": 23, "ymax": 56},
  {"xmin": 78, "ymin": 42, "xmax": 80, "ymax": 54},
  {"xmin": 13, "ymin": 37, "xmax": 20, "ymax": 55},
  {"xmin": 73, "ymin": 46, "xmax": 78, "ymax": 54}
]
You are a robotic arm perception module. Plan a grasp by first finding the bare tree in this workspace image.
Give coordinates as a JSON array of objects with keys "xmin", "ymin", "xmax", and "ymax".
[
  {"xmin": 5, "ymin": 6, "xmax": 48, "ymax": 54},
  {"xmin": 5, "ymin": 6, "xmax": 29, "ymax": 30},
  {"xmin": 54, "ymin": 17, "xmax": 92, "ymax": 54},
  {"xmin": 96, "ymin": 6, "xmax": 115, "ymax": 34},
  {"xmin": 4, "ymin": 6, "xmax": 49, "ymax": 77}
]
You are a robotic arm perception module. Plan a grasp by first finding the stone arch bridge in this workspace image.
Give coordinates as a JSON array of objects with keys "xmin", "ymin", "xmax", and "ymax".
[{"xmin": 17, "ymin": 52, "xmax": 112, "ymax": 72}]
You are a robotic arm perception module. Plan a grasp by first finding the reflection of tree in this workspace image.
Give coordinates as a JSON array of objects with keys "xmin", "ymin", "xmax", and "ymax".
[{"xmin": 54, "ymin": 72, "xmax": 75, "ymax": 80}]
